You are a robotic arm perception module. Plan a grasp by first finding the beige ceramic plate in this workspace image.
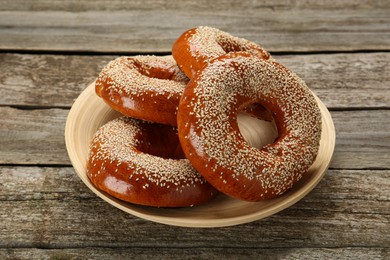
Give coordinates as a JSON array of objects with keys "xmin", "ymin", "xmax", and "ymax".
[{"xmin": 65, "ymin": 82, "xmax": 335, "ymax": 228}]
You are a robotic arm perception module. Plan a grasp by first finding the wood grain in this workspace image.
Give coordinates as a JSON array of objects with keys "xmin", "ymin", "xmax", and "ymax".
[
  {"xmin": 0, "ymin": 167, "xmax": 389, "ymax": 248},
  {"xmin": 0, "ymin": 107, "xmax": 389, "ymax": 169},
  {"xmin": 0, "ymin": 7, "xmax": 389, "ymax": 52},
  {"xmin": 0, "ymin": 53, "xmax": 112, "ymax": 107},
  {"xmin": 0, "ymin": 107, "xmax": 68, "ymax": 165},
  {"xmin": 1, "ymin": 52, "xmax": 389, "ymax": 108},
  {"xmin": 331, "ymin": 110, "xmax": 390, "ymax": 170},
  {"xmin": 0, "ymin": 107, "xmax": 390, "ymax": 169},
  {"xmin": 2, "ymin": 0, "xmax": 389, "ymax": 12},
  {"xmin": 0, "ymin": 248, "xmax": 388, "ymax": 259}
]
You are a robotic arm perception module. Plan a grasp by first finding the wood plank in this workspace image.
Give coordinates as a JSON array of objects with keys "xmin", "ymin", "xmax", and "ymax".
[
  {"xmin": 331, "ymin": 110, "xmax": 390, "ymax": 170},
  {"xmin": 0, "ymin": 167, "xmax": 90, "ymax": 201},
  {"xmin": 0, "ymin": 247, "xmax": 388, "ymax": 259},
  {"xmin": 0, "ymin": 167, "xmax": 389, "ymax": 248},
  {"xmin": 1, "ymin": 0, "xmax": 389, "ymax": 12},
  {"xmin": 0, "ymin": 53, "xmax": 112, "ymax": 107},
  {"xmin": 0, "ymin": 8, "xmax": 389, "ymax": 52},
  {"xmin": 1, "ymin": 52, "xmax": 389, "ymax": 109},
  {"xmin": 0, "ymin": 107, "xmax": 389, "ymax": 169},
  {"xmin": 280, "ymin": 53, "xmax": 390, "ymax": 109},
  {"xmin": 0, "ymin": 107, "xmax": 68, "ymax": 165}
]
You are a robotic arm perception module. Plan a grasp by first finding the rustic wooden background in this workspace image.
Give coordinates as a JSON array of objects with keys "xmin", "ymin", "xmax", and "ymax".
[{"xmin": 0, "ymin": 0, "xmax": 389, "ymax": 259}]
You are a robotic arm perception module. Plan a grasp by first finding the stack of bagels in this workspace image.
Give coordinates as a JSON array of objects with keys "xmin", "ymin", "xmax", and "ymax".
[{"xmin": 86, "ymin": 26, "xmax": 322, "ymax": 207}]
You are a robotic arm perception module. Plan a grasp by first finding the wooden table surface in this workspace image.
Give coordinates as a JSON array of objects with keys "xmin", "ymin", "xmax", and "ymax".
[{"xmin": 1, "ymin": 1, "xmax": 389, "ymax": 259}]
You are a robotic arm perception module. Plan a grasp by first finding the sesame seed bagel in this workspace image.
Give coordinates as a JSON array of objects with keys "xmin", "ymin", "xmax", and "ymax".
[
  {"xmin": 87, "ymin": 117, "xmax": 217, "ymax": 207},
  {"xmin": 172, "ymin": 26, "xmax": 271, "ymax": 80},
  {"xmin": 95, "ymin": 56, "xmax": 189, "ymax": 126},
  {"xmin": 177, "ymin": 52, "xmax": 322, "ymax": 201}
]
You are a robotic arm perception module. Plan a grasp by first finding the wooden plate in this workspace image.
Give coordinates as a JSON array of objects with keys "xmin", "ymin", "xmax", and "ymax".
[{"xmin": 65, "ymin": 82, "xmax": 336, "ymax": 228}]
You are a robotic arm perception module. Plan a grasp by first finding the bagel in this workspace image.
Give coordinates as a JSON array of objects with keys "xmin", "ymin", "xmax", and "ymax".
[
  {"xmin": 87, "ymin": 117, "xmax": 217, "ymax": 207},
  {"xmin": 95, "ymin": 56, "xmax": 188, "ymax": 126},
  {"xmin": 172, "ymin": 26, "xmax": 271, "ymax": 79},
  {"xmin": 177, "ymin": 52, "xmax": 322, "ymax": 201}
]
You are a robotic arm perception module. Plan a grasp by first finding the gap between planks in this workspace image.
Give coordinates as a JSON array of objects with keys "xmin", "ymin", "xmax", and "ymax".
[{"xmin": 1, "ymin": 48, "xmax": 390, "ymax": 56}]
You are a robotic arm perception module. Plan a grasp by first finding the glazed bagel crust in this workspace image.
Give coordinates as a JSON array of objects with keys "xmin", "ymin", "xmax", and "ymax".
[
  {"xmin": 95, "ymin": 56, "xmax": 189, "ymax": 126},
  {"xmin": 177, "ymin": 52, "xmax": 322, "ymax": 201},
  {"xmin": 87, "ymin": 117, "xmax": 217, "ymax": 207},
  {"xmin": 172, "ymin": 26, "xmax": 271, "ymax": 79}
]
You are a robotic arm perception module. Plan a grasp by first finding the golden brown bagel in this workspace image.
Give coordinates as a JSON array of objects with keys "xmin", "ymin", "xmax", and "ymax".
[
  {"xmin": 172, "ymin": 26, "xmax": 271, "ymax": 79},
  {"xmin": 95, "ymin": 56, "xmax": 188, "ymax": 126},
  {"xmin": 87, "ymin": 117, "xmax": 217, "ymax": 207},
  {"xmin": 177, "ymin": 52, "xmax": 322, "ymax": 201}
]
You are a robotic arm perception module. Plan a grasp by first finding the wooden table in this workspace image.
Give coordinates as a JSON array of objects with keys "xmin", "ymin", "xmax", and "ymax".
[{"xmin": 1, "ymin": 1, "xmax": 389, "ymax": 259}]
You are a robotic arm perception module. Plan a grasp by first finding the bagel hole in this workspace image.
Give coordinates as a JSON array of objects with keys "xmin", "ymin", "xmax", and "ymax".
[
  {"xmin": 133, "ymin": 60, "xmax": 178, "ymax": 81},
  {"xmin": 237, "ymin": 103, "xmax": 278, "ymax": 149},
  {"xmin": 135, "ymin": 123, "xmax": 186, "ymax": 159},
  {"xmin": 216, "ymin": 36, "xmax": 246, "ymax": 53}
]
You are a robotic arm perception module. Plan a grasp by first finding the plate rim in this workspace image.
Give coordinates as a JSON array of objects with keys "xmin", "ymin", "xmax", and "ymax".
[{"xmin": 65, "ymin": 82, "xmax": 336, "ymax": 228}]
